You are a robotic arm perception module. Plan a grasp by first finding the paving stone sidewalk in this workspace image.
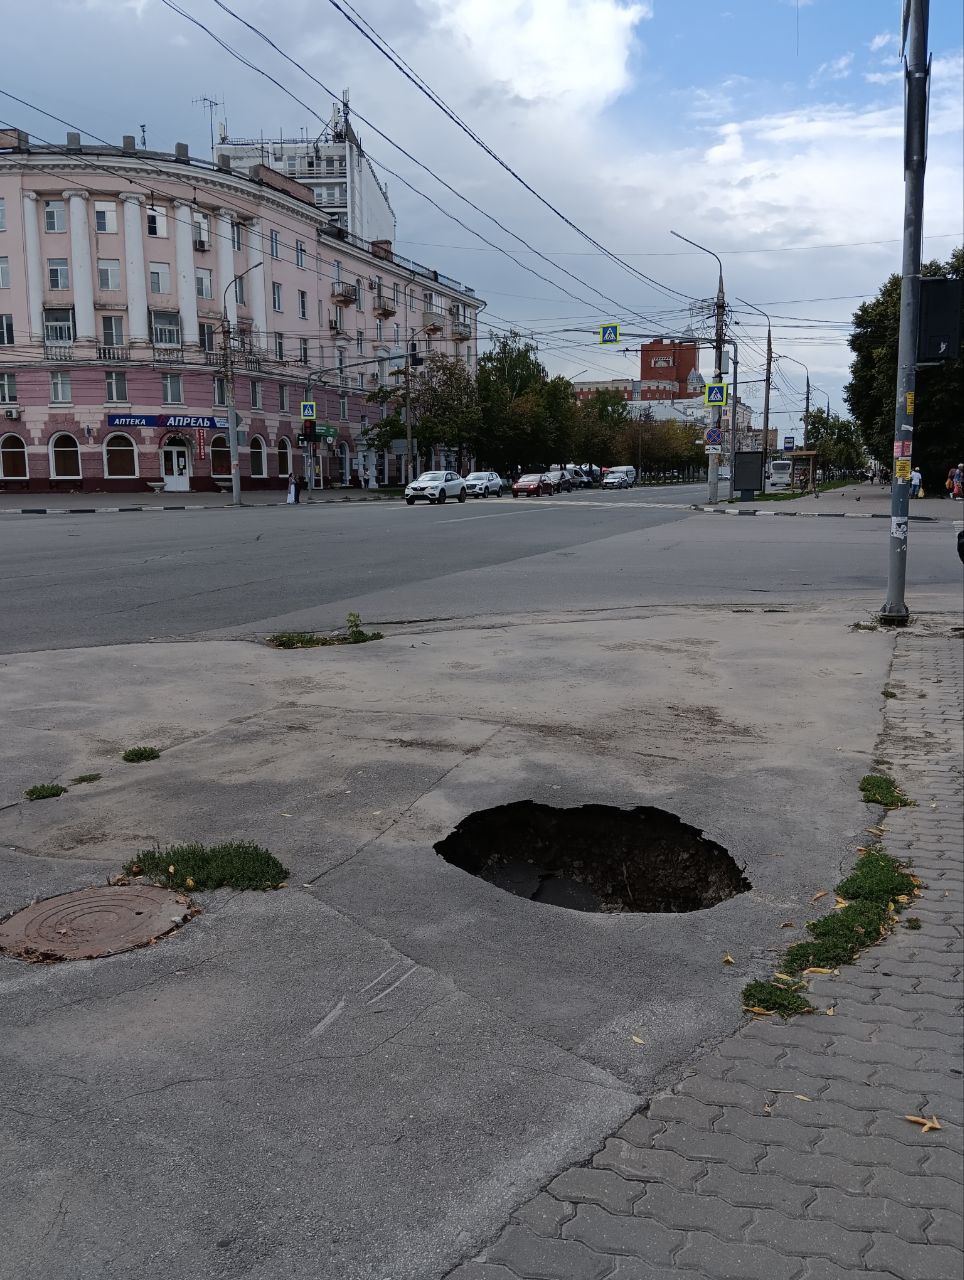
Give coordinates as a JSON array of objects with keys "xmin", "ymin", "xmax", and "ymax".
[{"xmin": 449, "ymin": 627, "xmax": 964, "ymax": 1280}]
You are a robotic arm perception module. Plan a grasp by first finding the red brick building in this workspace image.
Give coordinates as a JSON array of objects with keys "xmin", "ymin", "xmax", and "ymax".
[{"xmin": 638, "ymin": 339, "xmax": 701, "ymax": 401}]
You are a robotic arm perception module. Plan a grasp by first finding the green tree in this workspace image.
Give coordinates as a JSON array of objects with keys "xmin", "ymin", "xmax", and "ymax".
[
  {"xmin": 477, "ymin": 332, "xmax": 556, "ymax": 469},
  {"xmin": 572, "ymin": 389, "xmax": 628, "ymax": 470},
  {"xmin": 803, "ymin": 407, "xmax": 865, "ymax": 476},
  {"xmin": 363, "ymin": 353, "xmax": 481, "ymax": 470},
  {"xmin": 845, "ymin": 247, "xmax": 962, "ymax": 490}
]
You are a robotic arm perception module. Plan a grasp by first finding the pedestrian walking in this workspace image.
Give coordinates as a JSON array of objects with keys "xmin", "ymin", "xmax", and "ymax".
[
  {"xmin": 286, "ymin": 473, "xmax": 297, "ymax": 505},
  {"xmin": 954, "ymin": 464, "xmax": 963, "ymax": 500},
  {"xmin": 910, "ymin": 466, "xmax": 922, "ymax": 498},
  {"xmin": 363, "ymin": 465, "xmax": 371, "ymax": 490}
]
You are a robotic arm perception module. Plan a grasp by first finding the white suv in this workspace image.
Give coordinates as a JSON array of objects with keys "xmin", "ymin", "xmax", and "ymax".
[
  {"xmin": 605, "ymin": 466, "xmax": 637, "ymax": 487},
  {"xmin": 405, "ymin": 471, "xmax": 468, "ymax": 505}
]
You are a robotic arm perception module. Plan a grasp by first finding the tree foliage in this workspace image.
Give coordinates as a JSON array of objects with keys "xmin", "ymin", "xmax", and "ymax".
[
  {"xmin": 802, "ymin": 407, "xmax": 865, "ymax": 475},
  {"xmin": 362, "ymin": 352, "xmax": 481, "ymax": 468},
  {"xmin": 845, "ymin": 247, "xmax": 962, "ymax": 489}
]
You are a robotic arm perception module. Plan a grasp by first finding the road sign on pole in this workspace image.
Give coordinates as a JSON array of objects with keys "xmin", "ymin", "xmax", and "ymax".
[
  {"xmin": 598, "ymin": 324, "xmax": 620, "ymax": 345},
  {"xmin": 300, "ymin": 401, "xmax": 317, "ymax": 420},
  {"xmin": 704, "ymin": 382, "xmax": 727, "ymax": 406},
  {"xmin": 705, "ymin": 445, "xmax": 723, "ymax": 455},
  {"xmin": 783, "ymin": 436, "xmax": 795, "ymax": 451},
  {"xmin": 704, "ymin": 426, "xmax": 723, "ymax": 446}
]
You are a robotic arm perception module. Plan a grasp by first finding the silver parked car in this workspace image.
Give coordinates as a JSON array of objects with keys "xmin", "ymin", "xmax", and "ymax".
[
  {"xmin": 464, "ymin": 470, "xmax": 504, "ymax": 498},
  {"xmin": 405, "ymin": 470, "xmax": 468, "ymax": 505}
]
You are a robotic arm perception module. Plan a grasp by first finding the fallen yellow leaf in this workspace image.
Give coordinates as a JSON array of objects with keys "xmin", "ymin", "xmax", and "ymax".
[
  {"xmin": 743, "ymin": 1006, "xmax": 773, "ymax": 1016},
  {"xmin": 722, "ymin": 953, "xmax": 735, "ymax": 965},
  {"xmin": 896, "ymin": 894, "xmax": 910, "ymax": 903},
  {"xmin": 826, "ymin": 1007, "xmax": 835, "ymax": 1015},
  {"xmin": 794, "ymin": 1094, "xmax": 812, "ymax": 1101},
  {"xmin": 631, "ymin": 1035, "xmax": 645, "ymax": 1045},
  {"xmin": 773, "ymin": 973, "xmax": 796, "ymax": 983},
  {"xmin": 834, "ymin": 897, "xmax": 849, "ymax": 910},
  {"xmin": 803, "ymin": 966, "xmax": 836, "ymax": 975},
  {"xmin": 905, "ymin": 1114, "xmax": 942, "ymax": 1133},
  {"xmin": 811, "ymin": 890, "xmax": 829, "ymax": 903},
  {"xmin": 184, "ymin": 878, "xmax": 195, "ymax": 890},
  {"xmin": 781, "ymin": 921, "xmax": 796, "ymax": 928},
  {"xmin": 168, "ymin": 865, "xmax": 175, "ymax": 875}
]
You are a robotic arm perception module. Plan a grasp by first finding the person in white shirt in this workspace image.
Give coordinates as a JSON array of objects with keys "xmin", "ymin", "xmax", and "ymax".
[{"xmin": 909, "ymin": 467, "xmax": 922, "ymax": 498}]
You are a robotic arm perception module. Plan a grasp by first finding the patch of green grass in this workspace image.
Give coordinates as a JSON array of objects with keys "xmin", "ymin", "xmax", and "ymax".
[
  {"xmin": 125, "ymin": 841, "xmax": 289, "ymax": 891},
  {"xmin": 70, "ymin": 773, "xmax": 101, "ymax": 785},
  {"xmin": 859, "ymin": 773, "xmax": 913, "ymax": 808},
  {"xmin": 268, "ymin": 612, "xmax": 383, "ymax": 649},
  {"xmin": 122, "ymin": 745, "xmax": 161, "ymax": 763},
  {"xmin": 783, "ymin": 901, "xmax": 889, "ymax": 974},
  {"xmin": 904, "ymin": 916, "xmax": 922, "ymax": 930},
  {"xmin": 850, "ymin": 620, "xmax": 880, "ymax": 632},
  {"xmin": 741, "ymin": 980, "xmax": 812, "ymax": 1017},
  {"xmin": 23, "ymin": 783, "xmax": 68, "ymax": 801},
  {"xmin": 881, "ymin": 689, "xmax": 897, "ymax": 699},
  {"xmin": 836, "ymin": 847, "xmax": 916, "ymax": 903}
]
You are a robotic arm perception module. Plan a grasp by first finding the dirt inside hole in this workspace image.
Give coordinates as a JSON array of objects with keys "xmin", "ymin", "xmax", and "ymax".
[{"xmin": 434, "ymin": 801, "xmax": 750, "ymax": 913}]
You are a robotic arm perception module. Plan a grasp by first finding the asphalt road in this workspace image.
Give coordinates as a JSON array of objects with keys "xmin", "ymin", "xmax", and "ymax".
[{"xmin": 2, "ymin": 483, "xmax": 958, "ymax": 652}]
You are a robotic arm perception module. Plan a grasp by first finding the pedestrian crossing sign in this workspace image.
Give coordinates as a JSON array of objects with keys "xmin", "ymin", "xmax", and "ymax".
[
  {"xmin": 300, "ymin": 401, "xmax": 317, "ymax": 420},
  {"xmin": 704, "ymin": 382, "xmax": 727, "ymax": 406},
  {"xmin": 598, "ymin": 324, "xmax": 620, "ymax": 345}
]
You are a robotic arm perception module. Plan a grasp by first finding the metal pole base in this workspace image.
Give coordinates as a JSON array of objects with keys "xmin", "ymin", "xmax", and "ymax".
[{"xmin": 879, "ymin": 603, "xmax": 911, "ymax": 627}]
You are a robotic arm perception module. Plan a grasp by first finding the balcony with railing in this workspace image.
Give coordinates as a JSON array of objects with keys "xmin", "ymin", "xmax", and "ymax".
[
  {"xmin": 422, "ymin": 308, "xmax": 445, "ymax": 333},
  {"xmin": 451, "ymin": 320, "xmax": 472, "ymax": 342},
  {"xmin": 373, "ymin": 294, "xmax": 397, "ymax": 318},
  {"xmin": 331, "ymin": 281, "xmax": 358, "ymax": 305},
  {"xmin": 152, "ymin": 345, "xmax": 184, "ymax": 365},
  {"xmin": 44, "ymin": 342, "xmax": 74, "ymax": 360},
  {"xmin": 97, "ymin": 344, "xmax": 130, "ymax": 362}
]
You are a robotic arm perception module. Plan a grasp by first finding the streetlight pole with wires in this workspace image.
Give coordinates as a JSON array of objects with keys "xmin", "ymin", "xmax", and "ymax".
[
  {"xmin": 221, "ymin": 261, "xmax": 263, "ymax": 507},
  {"xmin": 671, "ymin": 231, "xmax": 726, "ymax": 503}
]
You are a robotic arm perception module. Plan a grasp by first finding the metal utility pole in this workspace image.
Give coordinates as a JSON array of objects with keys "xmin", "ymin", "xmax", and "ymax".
[
  {"xmin": 727, "ymin": 339, "xmax": 739, "ymax": 500},
  {"xmin": 736, "ymin": 297, "xmax": 771, "ymax": 482},
  {"xmin": 672, "ymin": 231, "xmax": 725, "ymax": 502},
  {"xmin": 221, "ymin": 262, "xmax": 263, "ymax": 506},
  {"xmin": 881, "ymin": 0, "xmax": 930, "ymax": 625}
]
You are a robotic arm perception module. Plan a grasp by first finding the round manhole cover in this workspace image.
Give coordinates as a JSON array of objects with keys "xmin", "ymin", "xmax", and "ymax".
[{"xmin": 0, "ymin": 885, "xmax": 196, "ymax": 963}]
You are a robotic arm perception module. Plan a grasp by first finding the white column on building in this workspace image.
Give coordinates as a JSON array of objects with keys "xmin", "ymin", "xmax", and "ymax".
[
  {"xmin": 21, "ymin": 192, "xmax": 43, "ymax": 340},
  {"xmin": 173, "ymin": 200, "xmax": 199, "ymax": 347},
  {"xmin": 216, "ymin": 209, "xmax": 237, "ymax": 328},
  {"xmin": 247, "ymin": 217, "xmax": 268, "ymax": 343},
  {"xmin": 65, "ymin": 190, "xmax": 95, "ymax": 340},
  {"xmin": 122, "ymin": 195, "xmax": 149, "ymax": 342}
]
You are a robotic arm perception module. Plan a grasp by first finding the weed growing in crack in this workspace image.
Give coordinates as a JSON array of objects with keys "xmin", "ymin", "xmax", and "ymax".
[
  {"xmin": 122, "ymin": 746, "xmax": 161, "ymax": 763},
  {"xmin": 125, "ymin": 841, "xmax": 289, "ymax": 891},
  {"xmin": 23, "ymin": 783, "xmax": 67, "ymax": 801},
  {"xmin": 70, "ymin": 773, "xmax": 101, "ymax": 785},
  {"xmin": 859, "ymin": 774, "xmax": 913, "ymax": 808}
]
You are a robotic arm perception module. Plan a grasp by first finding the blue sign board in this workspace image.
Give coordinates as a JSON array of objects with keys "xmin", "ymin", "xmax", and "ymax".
[
  {"xmin": 598, "ymin": 324, "xmax": 620, "ymax": 345},
  {"xmin": 783, "ymin": 436, "xmax": 795, "ymax": 450}
]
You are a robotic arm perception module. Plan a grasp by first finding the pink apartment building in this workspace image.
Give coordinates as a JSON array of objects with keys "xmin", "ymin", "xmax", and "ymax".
[{"xmin": 0, "ymin": 129, "xmax": 481, "ymax": 492}]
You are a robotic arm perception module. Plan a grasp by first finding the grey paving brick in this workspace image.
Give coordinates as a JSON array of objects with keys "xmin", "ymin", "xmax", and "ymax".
[
  {"xmin": 511, "ymin": 1192, "xmax": 577, "ymax": 1238},
  {"xmin": 925, "ymin": 1208, "xmax": 964, "ymax": 1249},
  {"xmin": 721, "ymin": 1060, "xmax": 829, "ymax": 1099},
  {"xmin": 696, "ymin": 1164, "xmax": 816, "ymax": 1215},
  {"xmin": 593, "ymin": 1138, "xmax": 702, "ymax": 1190},
  {"xmin": 562, "ymin": 1203, "xmax": 683, "ymax": 1266},
  {"xmin": 869, "ymin": 1167, "xmax": 964, "ymax": 1212},
  {"xmin": 797, "ymin": 1264, "xmax": 895, "ymax": 1280},
  {"xmin": 604, "ymin": 1263, "xmax": 679, "ymax": 1280},
  {"xmin": 760, "ymin": 1146, "xmax": 872, "ymax": 1194},
  {"xmin": 740, "ymin": 1021, "xmax": 836, "ymax": 1051},
  {"xmin": 873, "ymin": 1061, "xmax": 964, "ymax": 1095},
  {"xmin": 646, "ymin": 1094, "xmax": 718, "ymax": 1129},
  {"xmin": 869, "ymin": 1109, "xmax": 963, "ymax": 1147},
  {"xmin": 633, "ymin": 1184, "xmax": 752, "ymax": 1240},
  {"xmin": 922, "ymin": 1146, "xmax": 964, "ymax": 1182},
  {"xmin": 824, "ymin": 1035, "xmax": 926, "ymax": 1070},
  {"xmin": 815, "ymin": 1130, "xmax": 929, "ymax": 1174},
  {"xmin": 716, "ymin": 1035, "xmax": 788, "ymax": 1065},
  {"xmin": 615, "ymin": 1115, "xmax": 664, "ymax": 1148},
  {"xmin": 863, "ymin": 1233, "xmax": 964, "ymax": 1280},
  {"xmin": 676, "ymin": 1073, "xmax": 781, "ymax": 1112},
  {"xmin": 769, "ymin": 1093, "xmax": 875, "ymax": 1135},
  {"xmin": 675, "ymin": 1232, "xmax": 799, "ymax": 1280},
  {"xmin": 821, "ymin": 1078, "xmax": 928, "ymax": 1115},
  {"xmin": 714, "ymin": 1106, "xmax": 821, "ymax": 1151},
  {"xmin": 777, "ymin": 1048, "xmax": 875, "ymax": 1085},
  {"xmin": 654, "ymin": 1121, "xmax": 764, "ymax": 1172},
  {"xmin": 822, "ymin": 999, "xmax": 922, "ymax": 1031},
  {"xmin": 484, "ymin": 1225, "xmax": 614, "ymax": 1280},
  {"xmin": 747, "ymin": 1208, "xmax": 870, "ymax": 1266},
  {"xmin": 807, "ymin": 1186, "xmax": 929, "ymax": 1241},
  {"xmin": 447, "ymin": 1266, "xmax": 524, "ymax": 1280},
  {"xmin": 547, "ymin": 1168, "xmax": 641, "ymax": 1215}
]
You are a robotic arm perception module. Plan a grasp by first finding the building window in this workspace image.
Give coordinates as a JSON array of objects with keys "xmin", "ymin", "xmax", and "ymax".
[
  {"xmin": 213, "ymin": 376, "xmax": 226, "ymax": 406},
  {"xmin": 250, "ymin": 379, "xmax": 262, "ymax": 409},
  {"xmin": 152, "ymin": 311, "xmax": 181, "ymax": 346},
  {"xmin": 102, "ymin": 315, "xmax": 124, "ymax": 346},
  {"xmin": 339, "ymin": 394, "xmax": 348, "ymax": 421},
  {"xmin": 355, "ymin": 279, "xmax": 363, "ymax": 311},
  {"xmin": 356, "ymin": 330, "xmax": 364, "ymax": 354},
  {"xmin": 375, "ymin": 319, "xmax": 383, "ymax": 341},
  {"xmin": 269, "ymin": 229, "xmax": 280, "ymax": 259},
  {"xmin": 49, "ymin": 371, "xmax": 72, "ymax": 403},
  {"xmin": 104, "ymin": 432, "xmax": 137, "ymax": 477},
  {"xmin": 44, "ymin": 308, "xmax": 74, "ymax": 343},
  {"xmin": 50, "ymin": 432, "xmax": 80, "ymax": 477},
  {"xmin": 97, "ymin": 258, "xmax": 121, "ymax": 290},
  {"xmin": 161, "ymin": 372, "xmax": 183, "ymax": 404},
  {"xmin": 333, "ymin": 305, "xmax": 344, "ymax": 332},
  {"xmin": 0, "ymin": 432, "xmax": 27, "ymax": 478},
  {"xmin": 195, "ymin": 268, "xmax": 213, "ymax": 300},
  {"xmin": 272, "ymin": 282, "xmax": 282, "ymax": 312},
  {"xmin": 0, "ymin": 374, "xmax": 17, "ymax": 403},
  {"xmin": 192, "ymin": 212, "xmax": 210, "ymax": 248},
  {"xmin": 0, "ymin": 258, "xmax": 8, "ymax": 289},
  {"xmin": 393, "ymin": 322, "xmax": 400, "ymax": 344},
  {"xmin": 298, "ymin": 289, "xmax": 307, "ymax": 319},
  {"xmin": 231, "ymin": 221, "xmax": 243, "ymax": 252},
  {"xmin": 299, "ymin": 337, "xmax": 309, "ymax": 364},
  {"xmin": 0, "ymin": 314, "xmax": 13, "ymax": 345},
  {"xmin": 105, "ymin": 370, "xmax": 128, "ymax": 402},
  {"xmin": 44, "ymin": 200, "xmax": 66, "ymax": 233},
  {"xmin": 149, "ymin": 262, "xmax": 172, "ymax": 294},
  {"xmin": 210, "ymin": 433, "xmax": 231, "ymax": 476},
  {"xmin": 295, "ymin": 239, "xmax": 306, "ymax": 269},
  {"xmin": 279, "ymin": 383, "xmax": 290, "ymax": 412},
  {"xmin": 199, "ymin": 321, "xmax": 216, "ymax": 353},
  {"xmin": 274, "ymin": 331, "xmax": 285, "ymax": 360},
  {"xmin": 333, "ymin": 259, "xmax": 342, "ymax": 283},
  {"xmin": 249, "ymin": 435, "xmax": 267, "ymax": 477},
  {"xmin": 0, "ymin": 198, "xmax": 6, "ymax": 232},
  {"xmin": 406, "ymin": 287, "xmax": 415, "ymax": 310},
  {"xmin": 48, "ymin": 259, "xmax": 70, "ymax": 289},
  {"xmin": 277, "ymin": 436, "xmax": 292, "ymax": 476},
  {"xmin": 146, "ymin": 207, "xmax": 168, "ymax": 238},
  {"xmin": 234, "ymin": 275, "xmax": 246, "ymax": 306},
  {"xmin": 393, "ymin": 283, "xmax": 399, "ymax": 306},
  {"xmin": 94, "ymin": 201, "xmax": 117, "ymax": 233}
]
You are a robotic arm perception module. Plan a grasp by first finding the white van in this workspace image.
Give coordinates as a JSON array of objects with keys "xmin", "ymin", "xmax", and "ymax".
[
  {"xmin": 769, "ymin": 460, "xmax": 792, "ymax": 490},
  {"xmin": 605, "ymin": 466, "xmax": 637, "ymax": 487}
]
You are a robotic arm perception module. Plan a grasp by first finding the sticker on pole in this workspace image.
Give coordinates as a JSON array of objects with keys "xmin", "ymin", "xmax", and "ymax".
[
  {"xmin": 895, "ymin": 458, "xmax": 912, "ymax": 480},
  {"xmin": 300, "ymin": 401, "xmax": 317, "ymax": 420},
  {"xmin": 894, "ymin": 440, "xmax": 912, "ymax": 458},
  {"xmin": 705, "ymin": 445, "xmax": 723, "ymax": 454},
  {"xmin": 598, "ymin": 324, "xmax": 620, "ymax": 345},
  {"xmin": 890, "ymin": 516, "xmax": 908, "ymax": 540},
  {"xmin": 704, "ymin": 382, "xmax": 727, "ymax": 406}
]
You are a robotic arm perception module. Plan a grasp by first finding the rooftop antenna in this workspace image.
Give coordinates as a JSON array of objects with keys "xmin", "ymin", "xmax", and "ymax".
[
  {"xmin": 193, "ymin": 94, "xmax": 222, "ymax": 158},
  {"xmin": 139, "ymin": 124, "xmax": 147, "ymax": 148}
]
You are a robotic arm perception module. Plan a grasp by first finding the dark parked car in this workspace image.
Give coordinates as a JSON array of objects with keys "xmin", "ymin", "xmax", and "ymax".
[
  {"xmin": 544, "ymin": 469, "xmax": 573, "ymax": 493},
  {"xmin": 512, "ymin": 473, "xmax": 552, "ymax": 498}
]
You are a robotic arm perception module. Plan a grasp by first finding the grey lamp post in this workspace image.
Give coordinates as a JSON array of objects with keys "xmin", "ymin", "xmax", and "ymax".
[{"xmin": 221, "ymin": 261, "xmax": 263, "ymax": 506}]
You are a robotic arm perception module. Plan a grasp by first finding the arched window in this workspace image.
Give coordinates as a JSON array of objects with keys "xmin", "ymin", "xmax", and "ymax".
[
  {"xmin": 277, "ymin": 436, "xmax": 292, "ymax": 477},
  {"xmin": 249, "ymin": 435, "xmax": 267, "ymax": 478},
  {"xmin": 103, "ymin": 432, "xmax": 137, "ymax": 478},
  {"xmin": 338, "ymin": 440, "xmax": 350, "ymax": 485},
  {"xmin": 210, "ymin": 433, "xmax": 231, "ymax": 477},
  {"xmin": 0, "ymin": 433, "xmax": 28, "ymax": 479},
  {"xmin": 49, "ymin": 432, "xmax": 81, "ymax": 479}
]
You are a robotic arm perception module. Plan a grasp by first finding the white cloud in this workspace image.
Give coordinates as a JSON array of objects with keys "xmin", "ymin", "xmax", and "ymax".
[
  {"xmin": 809, "ymin": 52, "xmax": 854, "ymax": 87},
  {"xmin": 864, "ymin": 70, "xmax": 902, "ymax": 85},
  {"xmin": 427, "ymin": 0, "xmax": 652, "ymax": 106},
  {"xmin": 869, "ymin": 31, "xmax": 895, "ymax": 52}
]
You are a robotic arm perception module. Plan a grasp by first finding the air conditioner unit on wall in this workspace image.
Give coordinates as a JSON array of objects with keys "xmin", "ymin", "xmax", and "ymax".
[{"xmin": 3, "ymin": 408, "xmax": 21, "ymax": 420}]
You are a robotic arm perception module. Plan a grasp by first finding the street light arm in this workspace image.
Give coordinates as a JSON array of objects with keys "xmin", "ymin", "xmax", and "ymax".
[
  {"xmin": 222, "ymin": 260, "xmax": 264, "ymax": 315},
  {"xmin": 670, "ymin": 230, "xmax": 723, "ymax": 284}
]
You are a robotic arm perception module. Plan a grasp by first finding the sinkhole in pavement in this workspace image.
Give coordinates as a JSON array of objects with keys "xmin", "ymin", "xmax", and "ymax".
[{"xmin": 434, "ymin": 801, "xmax": 750, "ymax": 913}]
